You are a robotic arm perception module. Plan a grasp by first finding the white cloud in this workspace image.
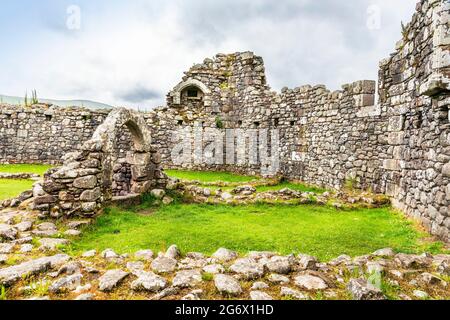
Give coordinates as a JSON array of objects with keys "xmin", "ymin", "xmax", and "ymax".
[{"xmin": 0, "ymin": 0, "xmax": 417, "ymax": 109}]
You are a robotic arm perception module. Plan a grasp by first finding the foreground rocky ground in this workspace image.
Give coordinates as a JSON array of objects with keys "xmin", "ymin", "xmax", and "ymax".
[{"xmin": 0, "ymin": 207, "xmax": 449, "ymax": 301}]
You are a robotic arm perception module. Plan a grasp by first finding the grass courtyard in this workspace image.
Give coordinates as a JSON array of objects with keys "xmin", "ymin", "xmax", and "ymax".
[
  {"xmin": 0, "ymin": 164, "xmax": 52, "ymax": 176},
  {"xmin": 0, "ymin": 164, "xmax": 446, "ymax": 260},
  {"xmin": 0, "ymin": 179, "xmax": 35, "ymax": 201},
  {"xmin": 165, "ymin": 169, "xmax": 260, "ymax": 184},
  {"xmin": 165, "ymin": 169, "xmax": 326, "ymax": 193},
  {"xmin": 72, "ymin": 203, "xmax": 443, "ymax": 261},
  {"xmin": 0, "ymin": 164, "xmax": 52, "ymax": 201},
  {"xmin": 74, "ymin": 169, "xmax": 446, "ymax": 260}
]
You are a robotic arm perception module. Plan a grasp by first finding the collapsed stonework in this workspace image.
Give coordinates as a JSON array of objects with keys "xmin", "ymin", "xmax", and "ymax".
[
  {"xmin": 0, "ymin": 0, "xmax": 449, "ymax": 240},
  {"xmin": 34, "ymin": 108, "xmax": 167, "ymax": 218}
]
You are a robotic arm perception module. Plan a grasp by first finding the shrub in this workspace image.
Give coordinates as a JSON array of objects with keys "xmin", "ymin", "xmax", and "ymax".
[
  {"xmin": 0, "ymin": 286, "xmax": 6, "ymax": 300},
  {"xmin": 202, "ymin": 273, "xmax": 214, "ymax": 281},
  {"xmin": 344, "ymin": 177, "xmax": 358, "ymax": 191},
  {"xmin": 215, "ymin": 116, "xmax": 224, "ymax": 129}
]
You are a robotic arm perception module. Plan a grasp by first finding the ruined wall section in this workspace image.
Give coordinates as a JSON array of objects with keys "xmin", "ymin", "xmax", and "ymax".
[
  {"xmin": 0, "ymin": 0, "xmax": 447, "ymax": 240},
  {"xmin": 147, "ymin": 52, "xmax": 275, "ymax": 174},
  {"xmin": 146, "ymin": 51, "xmax": 387, "ymax": 185},
  {"xmin": 379, "ymin": 0, "xmax": 450, "ymax": 240},
  {"xmin": 0, "ymin": 105, "xmax": 110, "ymax": 164},
  {"xmin": 274, "ymin": 81, "xmax": 386, "ymax": 191}
]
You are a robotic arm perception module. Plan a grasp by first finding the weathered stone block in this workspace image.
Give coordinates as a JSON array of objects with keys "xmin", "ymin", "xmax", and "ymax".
[
  {"xmin": 81, "ymin": 202, "xmax": 97, "ymax": 212},
  {"xmin": 131, "ymin": 181, "xmax": 152, "ymax": 194},
  {"xmin": 59, "ymin": 192, "xmax": 74, "ymax": 202},
  {"xmin": 34, "ymin": 195, "xmax": 56, "ymax": 205},
  {"xmin": 152, "ymin": 152, "xmax": 162, "ymax": 164},
  {"xmin": 388, "ymin": 116, "xmax": 405, "ymax": 131},
  {"xmin": 388, "ymin": 132, "xmax": 405, "ymax": 145},
  {"xmin": 80, "ymin": 188, "xmax": 102, "ymax": 202},
  {"xmin": 73, "ymin": 175, "xmax": 97, "ymax": 189},
  {"xmin": 383, "ymin": 159, "xmax": 402, "ymax": 171},
  {"xmin": 131, "ymin": 165, "xmax": 149, "ymax": 181},
  {"xmin": 443, "ymin": 163, "xmax": 450, "ymax": 177},
  {"xmin": 43, "ymin": 181, "xmax": 65, "ymax": 193},
  {"xmin": 81, "ymin": 159, "xmax": 100, "ymax": 168},
  {"xmin": 354, "ymin": 94, "xmax": 375, "ymax": 107},
  {"xmin": 127, "ymin": 153, "xmax": 151, "ymax": 166}
]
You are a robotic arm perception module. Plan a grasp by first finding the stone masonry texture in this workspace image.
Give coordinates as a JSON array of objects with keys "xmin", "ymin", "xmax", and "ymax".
[{"xmin": 0, "ymin": 0, "xmax": 448, "ymax": 241}]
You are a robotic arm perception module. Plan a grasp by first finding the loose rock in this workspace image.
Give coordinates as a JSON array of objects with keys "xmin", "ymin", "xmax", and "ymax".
[
  {"xmin": 135, "ymin": 249, "xmax": 154, "ymax": 261},
  {"xmin": 214, "ymin": 274, "xmax": 242, "ymax": 296},
  {"xmin": 101, "ymin": 249, "xmax": 119, "ymax": 259},
  {"xmin": 39, "ymin": 238, "xmax": 69, "ymax": 251},
  {"xmin": 298, "ymin": 254, "xmax": 319, "ymax": 270},
  {"xmin": 268, "ymin": 274, "xmax": 290, "ymax": 284},
  {"xmin": 230, "ymin": 258, "xmax": 265, "ymax": 280},
  {"xmin": 165, "ymin": 245, "xmax": 181, "ymax": 259},
  {"xmin": 82, "ymin": 250, "xmax": 97, "ymax": 258},
  {"xmin": 280, "ymin": 287, "xmax": 309, "ymax": 300},
  {"xmin": 203, "ymin": 264, "xmax": 225, "ymax": 274},
  {"xmin": 0, "ymin": 224, "xmax": 18, "ymax": 240},
  {"xmin": 151, "ymin": 256, "xmax": 177, "ymax": 273},
  {"xmin": 250, "ymin": 291, "xmax": 273, "ymax": 300},
  {"xmin": 251, "ymin": 282, "xmax": 269, "ymax": 290},
  {"xmin": 49, "ymin": 274, "xmax": 83, "ymax": 293},
  {"xmin": 347, "ymin": 278, "xmax": 385, "ymax": 300},
  {"xmin": 0, "ymin": 254, "xmax": 69, "ymax": 286},
  {"xmin": 265, "ymin": 256, "xmax": 293, "ymax": 274},
  {"xmin": 98, "ymin": 270, "xmax": 129, "ymax": 292},
  {"xmin": 173, "ymin": 270, "xmax": 202, "ymax": 288},
  {"xmin": 0, "ymin": 243, "xmax": 14, "ymax": 254},
  {"xmin": 413, "ymin": 290, "xmax": 429, "ymax": 299},
  {"xmin": 131, "ymin": 271, "xmax": 168, "ymax": 292},
  {"xmin": 373, "ymin": 248, "xmax": 395, "ymax": 257},
  {"xmin": 294, "ymin": 274, "xmax": 328, "ymax": 290},
  {"xmin": 212, "ymin": 248, "xmax": 238, "ymax": 262}
]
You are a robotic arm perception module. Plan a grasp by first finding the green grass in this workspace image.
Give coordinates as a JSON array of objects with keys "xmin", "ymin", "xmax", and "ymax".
[
  {"xmin": 255, "ymin": 181, "xmax": 326, "ymax": 194},
  {"xmin": 0, "ymin": 179, "xmax": 34, "ymax": 200},
  {"xmin": 188, "ymin": 181, "xmax": 324, "ymax": 194},
  {"xmin": 0, "ymin": 164, "xmax": 52, "ymax": 176},
  {"xmin": 72, "ymin": 203, "xmax": 445, "ymax": 261},
  {"xmin": 165, "ymin": 170, "xmax": 260, "ymax": 183},
  {"xmin": 165, "ymin": 170, "xmax": 325, "ymax": 194},
  {"xmin": 0, "ymin": 164, "xmax": 51, "ymax": 200}
]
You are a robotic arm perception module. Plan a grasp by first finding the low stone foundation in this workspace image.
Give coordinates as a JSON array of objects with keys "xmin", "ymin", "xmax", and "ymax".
[
  {"xmin": 0, "ymin": 0, "xmax": 448, "ymax": 241},
  {"xmin": 0, "ymin": 207, "xmax": 449, "ymax": 300}
]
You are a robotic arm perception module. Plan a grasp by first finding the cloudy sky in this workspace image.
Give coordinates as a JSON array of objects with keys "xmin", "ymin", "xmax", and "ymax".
[{"xmin": 0, "ymin": 0, "xmax": 417, "ymax": 109}]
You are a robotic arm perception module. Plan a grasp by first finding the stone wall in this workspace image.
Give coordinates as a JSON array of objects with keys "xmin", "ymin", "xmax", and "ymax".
[
  {"xmin": 378, "ymin": 0, "xmax": 450, "ymax": 240},
  {"xmin": 35, "ymin": 108, "xmax": 167, "ymax": 218},
  {"xmin": 145, "ymin": 53, "xmax": 385, "ymax": 192},
  {"xmin": 0, "ymin": 0, "xmax": 448, "ymax": 240}
]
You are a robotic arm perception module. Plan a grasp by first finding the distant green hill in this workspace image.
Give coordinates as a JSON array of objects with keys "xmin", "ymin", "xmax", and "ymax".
[{"xmin": 0, "ymin": 94, "xmax": 114, "ymax": 110}]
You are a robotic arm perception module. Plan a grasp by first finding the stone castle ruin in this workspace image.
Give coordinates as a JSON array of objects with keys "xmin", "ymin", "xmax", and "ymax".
[
  {"xmin": 0, "ymin": 0, "xmax": 449, "ymax": 241},
  {"xmin": 36, "ymin": 108, "xmax": 167, "ymax": 218}
]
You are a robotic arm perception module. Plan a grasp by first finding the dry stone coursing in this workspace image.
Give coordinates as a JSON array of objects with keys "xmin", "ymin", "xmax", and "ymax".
[
  {"xmin": 26, "ymin": 108, "xmax": 168, "ymax": 218},
  {"xmin": 0, "ymin": 105, "xmax": 109, "ymax": 164},
  {"xmin": 0, "ymin": 0, "xmax": 448, "ymax": 241}
]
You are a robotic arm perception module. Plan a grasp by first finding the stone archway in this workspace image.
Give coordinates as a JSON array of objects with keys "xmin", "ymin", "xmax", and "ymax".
[
  {"xmin": 89, "ymin": 108, "xmax": 156, "ymax": 200},
  {"xmin": 36, "ymin": 108, "xmax": 167, "ymax": 218},
  {"xmin": 170, "ymin": 78, "xmax": 212, "ymax": 107}
]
